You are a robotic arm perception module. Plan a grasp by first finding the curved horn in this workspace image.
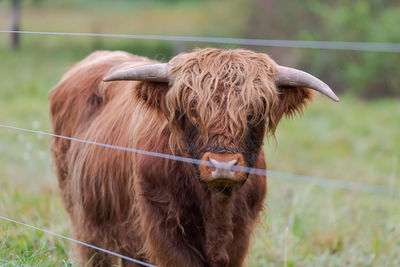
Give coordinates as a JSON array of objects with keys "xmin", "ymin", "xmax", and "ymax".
[
  {"xmin": 275, "ymin": 66, "xmax": 339, "ymax": 102},
  {"xmin": 103, "ymin": 63, "xmax": 172, "ymax": 83}
]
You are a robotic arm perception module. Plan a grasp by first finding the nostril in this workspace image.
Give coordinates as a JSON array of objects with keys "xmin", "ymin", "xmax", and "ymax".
[
  {"xmin": 230, "ymin": 159, "xmax": 239, "ymax": 171},
  {"xmin": 229, "ymin": 159, "xmax": 238, "ymax": 170}
]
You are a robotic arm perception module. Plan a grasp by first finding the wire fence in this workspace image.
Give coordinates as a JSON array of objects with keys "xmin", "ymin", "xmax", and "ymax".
[
  {"xmin": 1, "ymin": 28, "xmax": 399, "ymax": 265},
  {"xmin": 1, "ymin": 30, "xmax": 400, "ymax": 53},
  {"xmin": 0, "ymin": 215, "xmax": 156, "ymax": 267},
  {"xmin": 1, "ymin": 123, "xmax": 398, "ymax": 266},
  {"xmin": 1, "ymin": 123, "xmax": 399, "ymax": 197}
]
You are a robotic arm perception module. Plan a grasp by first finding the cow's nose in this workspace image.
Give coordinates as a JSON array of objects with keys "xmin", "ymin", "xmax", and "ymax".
[{"xmin": 199, "ymin": 152, "xmax": 247, "ymax": 187}]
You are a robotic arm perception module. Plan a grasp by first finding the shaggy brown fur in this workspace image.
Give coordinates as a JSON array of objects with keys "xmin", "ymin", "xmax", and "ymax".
[{"xmin": 49, "ymin": 48, "xmax": 312, "ymax": 267}]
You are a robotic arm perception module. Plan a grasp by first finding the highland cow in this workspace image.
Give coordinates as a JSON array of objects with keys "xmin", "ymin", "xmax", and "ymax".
[{"xmin": 49, "ymin": 48, "xmax": 338, "ymax": 267}]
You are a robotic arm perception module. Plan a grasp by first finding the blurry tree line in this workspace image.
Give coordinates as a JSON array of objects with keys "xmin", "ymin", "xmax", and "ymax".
[
  {"xmin": 5, "ymin": 0, "xmax": 400, "ymax": 98},
  {"xmin": 246, "ymin": 0, "xmax": 400, "ymax": 98}
]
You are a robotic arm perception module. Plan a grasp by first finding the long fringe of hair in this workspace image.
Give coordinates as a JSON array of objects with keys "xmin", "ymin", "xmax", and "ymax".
[{"xmin": 164, "ymin": 48, "xmax": 280, "ymax": 151}]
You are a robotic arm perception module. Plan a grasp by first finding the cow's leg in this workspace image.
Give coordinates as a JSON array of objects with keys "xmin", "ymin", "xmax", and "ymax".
[
  {"xmin": 70, "ymin": 226, "xmax": 118, "ymax": 267},
  {"xmin": 138, "ymin": 207, "xmax": 205, "ymax": 266},
  {"xmin": 226, "ymin": 226, "xmax": 251, "ymax": 267},
  {"xmin": 121, "ymin": 258, "xmax": 148, "ymax": 267},
  {"xmin": 75, "ymin": 245, "xmax": 116, "ymax": 267},
  {"xmin": 119, "ymin": 247, "xmax": 149, "ymax": 267}
]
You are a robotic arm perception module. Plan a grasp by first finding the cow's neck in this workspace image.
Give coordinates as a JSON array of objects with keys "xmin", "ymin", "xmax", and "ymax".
[{"xmin": 201, "ymin": 187, "xmax": 237, "ymax": 266}]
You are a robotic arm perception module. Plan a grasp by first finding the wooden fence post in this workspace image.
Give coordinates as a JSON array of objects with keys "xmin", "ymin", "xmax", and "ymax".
[{"xmin": 10, "ymin": 0, "xmax": 21, "ymax": 49}]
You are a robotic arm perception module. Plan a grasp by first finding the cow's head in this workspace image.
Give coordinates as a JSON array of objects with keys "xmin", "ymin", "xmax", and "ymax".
[{"xmin": 104, "ymin": 48, "xmax": 338, "ymax": 188}]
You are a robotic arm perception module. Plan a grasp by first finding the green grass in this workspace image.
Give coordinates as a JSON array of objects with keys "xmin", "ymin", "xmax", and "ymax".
[
  {"xmin": 1, "ymin": 2, "xmax": 400, "ymax": 266},
  {"xmin": 253, "ymin": 96, "xmax": 400, "ymax": 266}
]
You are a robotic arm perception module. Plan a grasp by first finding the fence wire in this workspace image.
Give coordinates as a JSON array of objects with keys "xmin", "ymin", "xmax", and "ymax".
[
  {"xmin": 1, "ymin": 123, "xmax": 399, "ymax": 197},
  {"xmin": 1, "ymin": 30, "xmax": 400, "ymax": 53},
  {"xmin": 1, "ymin": 21, "xmax": 399, "ymax": 267},
  {"xmin": 0, "ymin": 215, "xmax": 156, "ymax": 267}
]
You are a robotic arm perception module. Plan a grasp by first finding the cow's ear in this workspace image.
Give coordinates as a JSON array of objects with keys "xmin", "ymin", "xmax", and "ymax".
[
  {"xmin": 268, "ymin": 86, "xmax": 314, "ymax": 133},
  {"xmin": 134, "ymin": 81, "xmax": 169, "ymax": 113}
]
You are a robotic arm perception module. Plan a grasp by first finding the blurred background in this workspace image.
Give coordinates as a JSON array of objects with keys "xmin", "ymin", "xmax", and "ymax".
[{"xmin": 0, "ymin": 0, "xmax": 399, "ymax": 266}]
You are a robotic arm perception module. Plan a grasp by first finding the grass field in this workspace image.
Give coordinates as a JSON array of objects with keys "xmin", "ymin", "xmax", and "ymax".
[{"xmin": 1, "ymin": 2, "xmax": 400, "ymax": 266}]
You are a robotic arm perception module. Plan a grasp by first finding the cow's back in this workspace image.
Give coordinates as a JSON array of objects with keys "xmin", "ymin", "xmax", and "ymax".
[
  {"xmin": 48, "ymin": 51, "xmax": 155, "ymax": 219},
  {"xmin": 49, "ymin": 50, "xmax": 150, "ymax": 150}
]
